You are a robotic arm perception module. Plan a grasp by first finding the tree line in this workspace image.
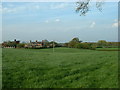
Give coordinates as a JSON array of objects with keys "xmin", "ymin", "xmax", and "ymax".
[
  {"xmin": 1, "ymin": 40, "xmax": 61, "ymax": 49},
  {"xmin": 63, "ymin": 37, "xmax": 119, "ymax": 50},
  {"xmin": 1, "ymin": 38, "xmax": 119, "ymax": 49}
]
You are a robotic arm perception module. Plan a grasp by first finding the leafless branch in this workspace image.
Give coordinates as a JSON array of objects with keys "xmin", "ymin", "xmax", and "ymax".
[{"xmin": 76, "ymin": 0, "xmax": 104, "ymax": 16}]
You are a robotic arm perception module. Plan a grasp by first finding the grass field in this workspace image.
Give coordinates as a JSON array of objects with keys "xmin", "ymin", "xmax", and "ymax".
[
  {"xmin": 0, "ymin": 48, "xmax": 2, "ymax": 89},
  {"xmin": 2, "ymin": 47, "xmax": 118, "ymax": 88},
  {"xmin": 96, "ymin": 48, "xmax": 120, "ymax": 51}
]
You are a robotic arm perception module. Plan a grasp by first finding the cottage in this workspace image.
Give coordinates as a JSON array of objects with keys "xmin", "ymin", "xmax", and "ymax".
[
  {"xmin": 2, "ymin": 39, "xmax": 20, "ymax": 48},
  {"xmin": 25, "ymin": 40, "xmax": 43, "ymax": 48}
]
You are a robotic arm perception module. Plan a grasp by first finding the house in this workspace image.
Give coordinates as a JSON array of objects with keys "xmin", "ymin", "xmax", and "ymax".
[
  {"xmin": 2, "ymin": 39, "xmax": 20, "ymax": 48},
  {"xmin": 42, "ymin": 39, "xmax": 50, "ymax": 48},
  {"xmin": 24, "ymin": 40, "xmax": 43, "ymax": 48}
]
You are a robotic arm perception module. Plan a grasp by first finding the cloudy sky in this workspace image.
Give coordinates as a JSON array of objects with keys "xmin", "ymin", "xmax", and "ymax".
[{"xmin": 1, "ymin": 2, "xmax": 118, "ymax": 43}]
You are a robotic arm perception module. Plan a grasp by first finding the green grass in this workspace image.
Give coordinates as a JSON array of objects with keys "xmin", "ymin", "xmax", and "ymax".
[
  {"xmin": 2, "ymin": 47, "xmax": 118, "ymax": 88},
  {"xmin": 0, "ymin": 48, "xmax": 2, "ymax": 89},
  {"xmin": 96, "ymin": 48, "xmax": 120, "ymax": 51}
]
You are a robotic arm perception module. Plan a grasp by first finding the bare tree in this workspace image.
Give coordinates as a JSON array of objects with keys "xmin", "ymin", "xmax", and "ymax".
[{"xmin": 76, "ymin": 0, "xmax": 104, "ymax": 16}]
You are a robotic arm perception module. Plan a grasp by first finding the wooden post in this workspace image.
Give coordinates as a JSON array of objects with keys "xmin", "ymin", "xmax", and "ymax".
[{"xmin": 53, "ymin": 40, "xmax": 54, "ymax": 53}]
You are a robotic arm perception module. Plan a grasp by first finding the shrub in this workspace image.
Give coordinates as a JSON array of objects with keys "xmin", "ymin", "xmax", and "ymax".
[
  {"xmin": 17, "ymin": 43, "xmax": 25, "ymax": 48},
  {"xmin": 82, "ymin": 43, "xmax": 89, "ymax": 49},
  {"xmin": 90, "ymin": 44, "xmax": 97, "ymax": 50},
  {"xmin": 75, "ymin": 43, "xmax": 83, "ymax": 49},
  {"xmin": 97, "ymin": 40, "xmax": 108, "ymax": 48},
  {"xmin": 75, "ymin": 43, "xmax": 92, "ymax": 49}
]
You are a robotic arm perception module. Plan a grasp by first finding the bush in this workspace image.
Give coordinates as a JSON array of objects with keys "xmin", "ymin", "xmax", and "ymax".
[
  {"xmin": 97, "ymin": 40, "xmax": 108, "ymax": 48},
  {"xmin": 75, "ymin": 43, "xmax": 83, "ymax": 48},
  {"xmin": 17, "ymin": 43, "xmax": 25, "ymax": 48},
  {"xmin": 89, "ymin": 43, "xmax": 96, "ymax": 50},
  {"xmin": 75, "ymin": 43, "xmax": 92, "ymax": 49}
]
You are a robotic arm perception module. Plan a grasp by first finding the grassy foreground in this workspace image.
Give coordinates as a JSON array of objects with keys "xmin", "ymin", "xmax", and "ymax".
[
  {"xmin": 2, "ymin": 47, "xmax": 118, "ymax": 88},
  {"xmin": 0, "ymin": 48, "xmax": 2, "ymax": 89}
]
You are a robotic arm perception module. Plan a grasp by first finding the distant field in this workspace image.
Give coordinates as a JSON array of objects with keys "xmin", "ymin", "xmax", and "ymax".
[
  {"xmin": 2, "ymin": 47, "xmax": 118, "ymax": 88},
  {"xmin": 96, "ymin": 48, "xmax": 120, "ymax": 51}
]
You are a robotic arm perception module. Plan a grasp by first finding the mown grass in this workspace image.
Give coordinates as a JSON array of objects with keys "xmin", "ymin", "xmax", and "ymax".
[{"xmin": 2, "ymin": 47, "xmax": 118, "ymax": 88}]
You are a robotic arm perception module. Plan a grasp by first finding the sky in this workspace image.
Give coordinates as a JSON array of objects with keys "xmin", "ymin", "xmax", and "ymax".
[{"xmin": 1, "ymin": 1, "xmax": 118, "ymax": 43}]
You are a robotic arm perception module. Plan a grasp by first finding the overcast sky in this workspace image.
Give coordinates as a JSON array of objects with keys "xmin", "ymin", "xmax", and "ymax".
[{"xmin": 1, "ymin": 2, "xmax": 118, "ymax": 43}]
